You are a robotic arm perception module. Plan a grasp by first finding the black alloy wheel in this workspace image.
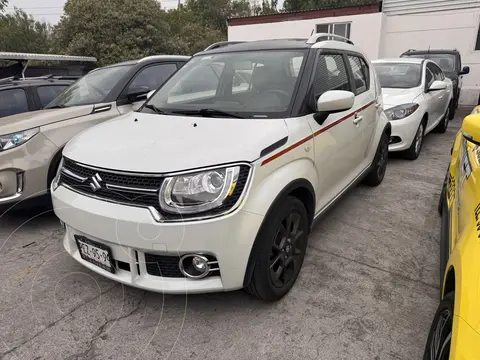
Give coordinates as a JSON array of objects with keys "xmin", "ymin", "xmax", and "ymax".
[
  {"xmin": 423, "ymin": 292, "xmax": 454, "ymax": 360},
  {"xmin": 269, "ymin": 211, "xmax": 306, "ymax": 288}
]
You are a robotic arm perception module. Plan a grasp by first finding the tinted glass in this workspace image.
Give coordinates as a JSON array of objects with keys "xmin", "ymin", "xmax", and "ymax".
[
  {"xmin": 428, "ymin": 63, "xmax": 444, "ymax": 81},
  {"xmin": 128, "ymin": 63, "xmax": 178, "ymax": 93},
  {"xmin": 0, "ymin": 89, "xmax": 29, "ymax": 117},
  {"xmin": 313, "ymin": 54, "xmax": 350, "ymax": 98},
  {"xmin": 45, "ymin": 65, "xmax": 132, "ymax": 108},
  {"xmin": 36, "ymin": 85, "xmax": 68, "ymax": 107},
  {"xmin": 348, "ymin": 56, "xmax": 369, "ymax": 95},
  {"xmin": 373, "ymin": 63, "xmax": 422, "ymax": 89},
  {"xmin": 146, "ymin": 50, "xmax": 307, "ymax": 118},
  {"xmin": 404, "ymin": 53, "xmax": 456, "ymax": 74}
]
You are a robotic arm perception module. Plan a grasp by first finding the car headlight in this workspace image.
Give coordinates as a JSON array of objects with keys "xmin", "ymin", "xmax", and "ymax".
[
  {"xmin": 385, "ymin": 104, "xmax": 419, "ymax": 120},
  {"xmin": 159, "ymin": 166, "xmax": 242, "ymax": 214},
  {"xmin": 0, "ymin": 128, "xmax": 39, "ymax": 151}
]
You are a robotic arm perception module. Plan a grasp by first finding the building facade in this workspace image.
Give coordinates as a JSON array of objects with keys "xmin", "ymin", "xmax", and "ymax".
[{"xmin": 228, "ymin": 1, "xmax": 480, "ymax": 106}]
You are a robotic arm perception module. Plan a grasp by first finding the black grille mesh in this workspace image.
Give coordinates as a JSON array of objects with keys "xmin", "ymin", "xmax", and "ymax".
[
  {"xmin": 144, "ymin": 254, "xmax": 183, "ymax": 278},
  {"xmin": 60, "ymin": 157, "xmax": 250, "ymax": 219}
]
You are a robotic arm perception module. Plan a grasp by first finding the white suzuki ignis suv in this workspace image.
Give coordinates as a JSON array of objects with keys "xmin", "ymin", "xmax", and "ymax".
[{"xmin": 52, "ymin": 34, "xmax": 391, "ymax": 301}]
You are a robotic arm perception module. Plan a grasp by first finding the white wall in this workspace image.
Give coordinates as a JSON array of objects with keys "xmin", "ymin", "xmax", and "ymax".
[
  {"xmin": 382, "ymin": 9, "xmax": 480, "ymax": 106},
  {"xmin": 228, "ymin": 13, "xmax": 385, "ymax": 61}
]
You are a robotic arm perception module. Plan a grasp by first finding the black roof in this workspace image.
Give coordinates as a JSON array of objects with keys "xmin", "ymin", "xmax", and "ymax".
[
  {"xmin": 200, "ymin": 39, "xmax": 310, "ymax": 55},
  {"xmin": 0, "ymin": 77, "xmax": 75, "ymax": 89},
  {"xmin": 403, "ymin": 49, "xmax": 460, "ymax": 56}
]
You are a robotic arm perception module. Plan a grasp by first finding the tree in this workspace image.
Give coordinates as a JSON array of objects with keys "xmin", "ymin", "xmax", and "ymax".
[
  {"xmin": 52, "ymin": 0, "xmax": 172, "ymax": 66},
  {"xmin": 0, "ymin": 0, "xmax": 7, "ymax": 13},
  {"xmin": 0, "ymin": 8, "xmax": 51, "ymax": 53}
]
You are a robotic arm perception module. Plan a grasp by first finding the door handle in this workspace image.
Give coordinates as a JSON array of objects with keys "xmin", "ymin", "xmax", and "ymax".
[
  {"xmin": 353, "ymin": 114, "xmax": 363, "ymax": 125},
  {"xmin": 375, "ymin": 102, "xmax": 381, "ymax": 108}
]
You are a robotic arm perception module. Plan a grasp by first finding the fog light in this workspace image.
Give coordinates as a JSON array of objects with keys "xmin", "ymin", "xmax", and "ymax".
[{"xmin": 192, "ymin": 255, "xmax": 208, "ymax": 272}]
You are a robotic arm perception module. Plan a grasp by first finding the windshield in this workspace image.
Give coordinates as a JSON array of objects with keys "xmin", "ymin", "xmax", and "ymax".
[
  {"xmin": 373, "ymin": 63, "xmax": 422, "ymax": 89},
  {"xmin": 45, "ymin": 65, "xmax": 132, "ymax": 108},
  {"xmin": 143, "ymin": 50, "xmax": 307, "ymax": 118},
  {"xmin": 403, "ymin": 54, "xmax": 456, "ymax": 74}
]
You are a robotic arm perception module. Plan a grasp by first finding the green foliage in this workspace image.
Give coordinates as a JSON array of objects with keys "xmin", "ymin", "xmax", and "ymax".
[
  {"xmin": 0, "ymin": 9, "xmax": 51, "ymax": 53},
  {"xmin": 51, "ymin": 0, "xmax": 172, "ymax": 66},
  {"xmin": 0, "ymin": 0, "xmax": 7, "ymax": 13}
]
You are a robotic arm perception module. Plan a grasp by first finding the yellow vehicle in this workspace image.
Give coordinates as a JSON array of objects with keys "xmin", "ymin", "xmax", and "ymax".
[
  {"xmin": 472, "ymin": 105, "xmax": 480, "ymax": 114},
  {"xmin": 423, "ymin": 114, "xmax": 480, "ymax": 359}
]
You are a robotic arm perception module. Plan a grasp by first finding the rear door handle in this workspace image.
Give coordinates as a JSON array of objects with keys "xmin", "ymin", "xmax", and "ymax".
[{"xmin": 353, "ymin": 114, "xmax": 363, "ymax": 125}]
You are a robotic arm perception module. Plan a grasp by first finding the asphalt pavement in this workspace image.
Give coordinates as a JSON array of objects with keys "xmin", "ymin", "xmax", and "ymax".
[{"xmin": 0, "ymin": 113, "xmax": 464, "ymax": 360}]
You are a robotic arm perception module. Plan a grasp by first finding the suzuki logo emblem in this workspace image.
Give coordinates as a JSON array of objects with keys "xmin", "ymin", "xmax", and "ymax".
[{"xmin": 89, "ymin": 173, "xmax": 103, "ymax": 192}]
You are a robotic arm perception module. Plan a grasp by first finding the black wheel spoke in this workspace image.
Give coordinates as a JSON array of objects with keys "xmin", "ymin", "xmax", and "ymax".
[
  {"xmin": 291, "ymin": 229, "xmax": 305, "ymax": 247},
  {"xmin": 270, "ymin": 254, "xmax": 282, "ymax": 269}
]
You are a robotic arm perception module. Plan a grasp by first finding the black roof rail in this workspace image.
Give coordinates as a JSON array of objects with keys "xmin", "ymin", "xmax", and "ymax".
[
  {"xmin": 204, "ymin": 41, "xmax": 246, "ymax": 51},
  {"xmin": 306, "ymin": 33, "xmax": 354, "ymax": 45}
]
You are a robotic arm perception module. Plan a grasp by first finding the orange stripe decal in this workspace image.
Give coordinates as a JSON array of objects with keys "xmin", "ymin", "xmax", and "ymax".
[{"xmin": 261, "ymin": 101, "xmax": 376, "ymax": 166}]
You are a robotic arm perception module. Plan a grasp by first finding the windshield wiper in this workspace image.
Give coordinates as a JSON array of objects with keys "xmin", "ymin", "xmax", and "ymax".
[
  {"xmin": 143, "ymin": 104, "xmax": 168, "ymax": 115},
  {"xmin": 171, "ymin": 108, "xmax": 244, "ymax": 119},
  {"xmin": 45, "ymin": 105, "xmax": 64, "ymax": 109}
]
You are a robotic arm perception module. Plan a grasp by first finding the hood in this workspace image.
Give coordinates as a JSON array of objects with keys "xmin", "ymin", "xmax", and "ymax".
[
  {"xmin": 0, "ymin": 105, "xmax": 94, "ymax": 135},
  {"xmin": 63, "ymin": 112, "xmax": 289, "ymax": 173},
  {"xmin": 382, "ymin": 88, "xmax": 422, "ymax": 109}
]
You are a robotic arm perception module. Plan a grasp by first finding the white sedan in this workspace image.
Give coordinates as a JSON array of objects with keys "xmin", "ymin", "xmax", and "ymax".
[{"xmin": 373, "ymin": 58, "xmax": 453, "ymax": 160}]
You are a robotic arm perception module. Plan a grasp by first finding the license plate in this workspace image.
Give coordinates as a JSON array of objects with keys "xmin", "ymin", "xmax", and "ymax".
[{"xmin": 75, "ymin": 235, "xmax": 115, "ymax": 274}]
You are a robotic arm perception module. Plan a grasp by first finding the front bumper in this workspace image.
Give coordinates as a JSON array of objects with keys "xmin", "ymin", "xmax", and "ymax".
[
  {"xmin": 0, "ymin": 132, "xmax": 58, "ymax": 208},
  {"xmin": 450, "ymin": 315, "xmax": 480, "ymax": 359},
  {"xmin": 52, "ymin": 185, "xmax": 264, "ymax": 293},
  {"xmin": 387, "ymin": 112, "xmax": 423, "ymax": 152}
]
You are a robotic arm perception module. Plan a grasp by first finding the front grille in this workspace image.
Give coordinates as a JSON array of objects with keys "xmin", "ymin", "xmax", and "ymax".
[
  {"xmin": 145, "ymin": 253, "xmax": 183, "ymax": 278},
  {"xmin": 59, "ymin": 157, "xmax": 251, "ymax": 219}
]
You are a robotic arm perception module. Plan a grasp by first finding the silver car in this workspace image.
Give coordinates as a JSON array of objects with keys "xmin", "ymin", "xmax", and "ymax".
[{"xmin": 0, "ymin": 55, "xmax": 189, "ymax": 209}]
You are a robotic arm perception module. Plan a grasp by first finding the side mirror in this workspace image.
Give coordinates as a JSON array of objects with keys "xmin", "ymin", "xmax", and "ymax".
[
  {"xmin": 462, "ymin": 114, "xmax": 480, "ymax": 145},
  {"xmin": 460, "ymin": 66, "xmax": 470, "ymax": 75},
  {"xmin": 127, "ymin": 87, "xmax": 150, "ymax": 102},
  {"xmin": 314, "ymin": 90, "xmax": 355, "ymax": 125},
  {"xmin": 428, "ymin": 80, "xmax": 447, "ymax": 92}
]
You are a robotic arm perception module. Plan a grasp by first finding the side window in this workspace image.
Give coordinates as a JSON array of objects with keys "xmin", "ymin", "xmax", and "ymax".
[
  {"xmin": 36, "ymin": 85, "xmax": 68, "ymax": 108},
  {"xmin": 425, "ymin": 67, "xmax": 434, "ymax": 88},
  {"xmin": 0, "ymin": 89, "xmax": 29, "ymax": 117},
  {"xmin": 128, "ymin": 63, "xmax": 178, "ymax": 93},
  {"xmin": 312, "ymin": 53, "xmax": 350, "ymax": 99},
  {"xmin": 347, "ymin": 55, "xmax": 369, "ymax": 95}
]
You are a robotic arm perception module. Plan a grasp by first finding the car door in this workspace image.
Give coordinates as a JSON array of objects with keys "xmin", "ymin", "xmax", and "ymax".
[
  {"xmin": 305, "ymin": 51, "xmax": 367, "ymax": 211},
  {"xmin": 423, "ymin": 65, "xmax": 439, "ymax": 129},
  {"xmin": 117, "ymin": 62, "xmax": 179, "ymax": 114},
  {"xmin": 432, "ymin": 63, "xmax": 451, "ymax": 116},
  {"xmin": 346, "ymin": 54, "xmax": 376, "ymax": 161},
  {"xmin": 425, "ymin": 62, "xmax": 445, "ymax": 128}
]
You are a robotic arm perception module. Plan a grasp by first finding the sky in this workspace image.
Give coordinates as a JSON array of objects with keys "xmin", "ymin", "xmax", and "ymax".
[{"xmin": 5, "ymin": 0, "xmax": 283, "ymax": 24}]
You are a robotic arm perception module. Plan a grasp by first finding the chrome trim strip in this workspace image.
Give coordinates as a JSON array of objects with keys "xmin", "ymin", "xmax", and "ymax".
[
  {"xmin": 61, "ymin": 168, "xmax": 88, "ymax": 182},
  {"xmin": 106, "ymin": 183, "xmax": 158, "ymax": 194},
  {"xmin": 64, "ymin": 156, "xmax": 252, "ymax": 178},
  {"xmin": 0, "ymin": 192, "xmax": 22, "ymax": 204}
]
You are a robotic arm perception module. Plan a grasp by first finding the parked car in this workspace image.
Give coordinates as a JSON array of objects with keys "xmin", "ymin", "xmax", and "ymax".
[
  {"xmin": 424, "ymin": 113, "xmax": 480, "ymax": 359},
  {"xmin": 0, "ymin": 55, "xmax": 189, "ymax": 209},
  {"xmin": 373, "ymin": 58, "xmax": 453, "ymax": 160},
  {"xmin": 51, "ymin": 34, "xmax": 391, "ymax": 301},
  {"xmin": 471, "ymin": 105, "xmax": 480, "ymax": 114},
  {"xmin": 0, "ymin": 76, "xmax": 75, "ymax": 118},
  {"xmin": 401, "ymin": 49, "xmax": 470, "ymax": 119}
]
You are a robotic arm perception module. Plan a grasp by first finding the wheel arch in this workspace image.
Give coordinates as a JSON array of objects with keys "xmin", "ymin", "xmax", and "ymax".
[
  {"xmin": 46, "ymin": 146, "xmax": 64, "ymax": 190},
  {"xmin": 443, "ymin": 265, "xmax": 455, "ymax": 298},
  {"xmin": 242, "ymin": 178, "xmax": 315, "ymax": 287}
]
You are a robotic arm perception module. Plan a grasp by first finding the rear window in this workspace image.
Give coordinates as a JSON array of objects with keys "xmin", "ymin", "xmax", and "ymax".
[{"xmin": 0, "ymin": 88, "xmax": 29, "ymax": 117}]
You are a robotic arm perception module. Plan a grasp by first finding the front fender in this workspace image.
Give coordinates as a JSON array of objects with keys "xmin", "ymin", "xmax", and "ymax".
[{"xmin": 243, "ymin": 157, "xmax": 318, "ymax": 218}]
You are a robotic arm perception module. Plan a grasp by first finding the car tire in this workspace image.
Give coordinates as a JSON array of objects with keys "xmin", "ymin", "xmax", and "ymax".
[
  {"xmin": 403, "ymin": 121, "xmax": 425, "ymax": 160},
  {"xmin": 422, "ymin": 292, "xmax": 454, "ymax": 360},
  {"xmin": 244, "ymin": 196, "xmax": 309, "ymax": 301},
  {"xmin": 449, "ymin": 100, "xmax": 456, "ymax": 120},
  {"xmin": 438, "ymin": 170, "xmax": 448, "ymax": 215},
  {"xmin": 363, "ymin": 132, "xmax": 389, "ymax": 186},
  {"xmin": 435, "ymin": 105, "xmax": 450, "ymax": 133}
]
